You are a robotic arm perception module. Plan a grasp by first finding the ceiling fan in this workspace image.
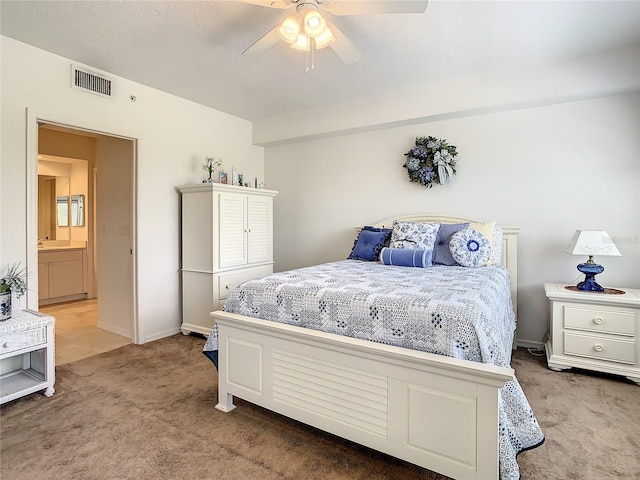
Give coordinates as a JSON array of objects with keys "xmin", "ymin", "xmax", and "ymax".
[{"xmin": 241, "ymin": 1, "xmax": 429, "ymax": 66}]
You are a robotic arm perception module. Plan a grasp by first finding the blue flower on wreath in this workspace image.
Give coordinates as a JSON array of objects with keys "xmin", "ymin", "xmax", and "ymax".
[
  {"xmin": 402, "ymin": 136, "xmax": 458, "ymax": 188},
  {"xmin": 411, "ymin": 145, "xmax": 429, "ymax": 159},
  {"xmin": 418, "ymin": 166, "xmax": 435, "ymax": 183},
  {"xmin": 405, "ymin": 157, "xmax": 421, "ymax": 171}
]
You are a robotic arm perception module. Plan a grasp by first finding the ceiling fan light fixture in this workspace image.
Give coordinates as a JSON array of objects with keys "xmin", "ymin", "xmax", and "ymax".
[
  {"xmin": 303, "ymin": 10, "xmax": 327, "ymax": 38},
  {"xmin": 278, "ymin": 15, "xmax": 301, "ymax": 44},
  {"xmin": 290, "ymin": 32, "xmax": 311, "ymax": 51},
  {"xmin": 314, "ymin": 27, "xmax": 335, "ymax": 49}
]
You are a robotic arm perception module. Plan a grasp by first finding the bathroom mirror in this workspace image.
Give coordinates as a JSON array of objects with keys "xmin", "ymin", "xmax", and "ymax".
[
  {"xmin": 38, "ymin": 155, "xmax": 88, "ymax": 243},
  {"xmin": 71, "ymin": 194, "xmax": 85, "ymax": 227},
  {"xmin": 38, "ymin": 174, "xmax": 71, "ymax": 240},
  {"xmin": 57, "ymin": 196, "xmax": 69, "ymax": 227}
]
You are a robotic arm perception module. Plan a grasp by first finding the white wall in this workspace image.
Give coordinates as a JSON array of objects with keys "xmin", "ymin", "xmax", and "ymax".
[
  {"xmin": 264, "ymin": 59, "xmax": 640, "ymax": 347},
  {"xmin": 254, "ymin": 45, "xmax": 640, "ymax": 146},
  {"xmin": 3, "ymin": 35, "xmax": 638, "ymax": 348},
  {"xmin": 1, "ymin": 36, "xmax": 264, "ymax": 342}
]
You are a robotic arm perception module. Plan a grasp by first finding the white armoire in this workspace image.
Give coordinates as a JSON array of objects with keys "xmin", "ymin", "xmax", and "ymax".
[{"xmin": 177, "ymin": 183, "xmax": 278, "ymax": 336}]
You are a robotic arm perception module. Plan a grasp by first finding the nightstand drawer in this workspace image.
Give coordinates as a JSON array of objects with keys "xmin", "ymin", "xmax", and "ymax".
[
  {"xmin": 564, "ymin": 332, "xmax": 635, "ymax": 365},
  {"xmin": 0, "ymin": 327, "xmax": 47, "ymax": 355},
  {"xmin": 564, "ymin": 306, "xmax": 635, "ymax": 336}
]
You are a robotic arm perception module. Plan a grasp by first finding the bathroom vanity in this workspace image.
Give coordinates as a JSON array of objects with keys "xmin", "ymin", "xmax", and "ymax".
[{"xmin": 38, "ymin": 245, "xmax": 87, "ymax": 305}]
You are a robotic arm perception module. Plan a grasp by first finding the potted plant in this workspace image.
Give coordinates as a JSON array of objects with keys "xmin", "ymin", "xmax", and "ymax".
[
  {"xmin": 0, "ymin": 263, "xmax": 27, "ymax": 321},
  {"xmin": 203, "ymin": 156, "xmax": 222, "ymax": 183}
]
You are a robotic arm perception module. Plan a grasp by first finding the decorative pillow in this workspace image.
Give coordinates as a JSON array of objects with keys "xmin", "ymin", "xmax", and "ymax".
[
  {"xmin": 432, "ymin": 222, "xmax": 469, "ymax": 265},
  {"xmin": 379, "ymin": 247, "xmax": 432, "ymax": 268},
  {"xmin": 469, "ymin": 221, "xmax": 496, "ymax": 265},
  {"xmin": 348, "ymin": 226, "xmax": 392, "ymax": 261},
  {"xmin": 490, "ymin": 224, "xmax": 504, "ymax": 266},
  {"xmin": 389, "ymin": 221, "xmax": 440, "ymax": 251},
  {"xmin": 449, "ymin": 228, "xmax": 491, "ymax": 267}
]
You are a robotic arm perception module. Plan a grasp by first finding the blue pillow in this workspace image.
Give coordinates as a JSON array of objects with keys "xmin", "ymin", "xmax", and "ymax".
[
  {"xmin": 433, "ymin": 222, "xmax": 469, "ymax": 265},
  {"xmin": 449, "ymin": 228, "xmax": 491, "ymax": 267},
  {"xmin": 348, "ymin": 226, "xmax": 392, "ymax": 261},
  {"xmin": 379, "ymin": 247, "xmax": 432, "ymax": 268}
]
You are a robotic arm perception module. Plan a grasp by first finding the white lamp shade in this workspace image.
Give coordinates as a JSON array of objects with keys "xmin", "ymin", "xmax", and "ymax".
[
  {"xmin": 314, "ymin": 27, "xmax": 335, "ymax": 49},
  {"xmin": 279, "ymin": 15, "xmax": 301, "ymax": 44},
  {"xmin": 303, "ymin": 10, "xmax": 327, "ymax": 38},
  {"xmin": 565, "ymin": 230, "xmax": 621, "ymax": 257},
  {"xmin": 290, "ymin": 33, "xmax": 311, "ymax": 51}
]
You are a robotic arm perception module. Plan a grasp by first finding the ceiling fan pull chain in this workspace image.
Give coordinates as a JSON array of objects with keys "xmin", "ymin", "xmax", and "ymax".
[{"xmin": 304, "ymin": 35, "xmax": 313, "ymax": 72}]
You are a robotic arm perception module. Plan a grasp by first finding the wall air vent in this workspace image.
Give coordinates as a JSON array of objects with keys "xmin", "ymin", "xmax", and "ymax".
[{"xmin": 71, "ymin": 65, "xmax": 113, "ymax": 98}]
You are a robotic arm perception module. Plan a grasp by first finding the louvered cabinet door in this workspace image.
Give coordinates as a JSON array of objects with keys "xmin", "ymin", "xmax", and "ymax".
[
  {"xmin": 247, "ymin": 195, "xmax": 273, "ymax": 265},
  {"xmin": 218, "ymin": 192, "xmax": 248, "ymax": 269},
  {"xmin": 177, "ymin": 183, "xmax": 277, "ymax": 336}
]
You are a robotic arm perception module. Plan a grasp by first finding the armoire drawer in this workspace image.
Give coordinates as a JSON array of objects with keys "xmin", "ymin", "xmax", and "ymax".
[{"xmin": 218, "ymin": 266, "xmax": 273, "ymax": 300}]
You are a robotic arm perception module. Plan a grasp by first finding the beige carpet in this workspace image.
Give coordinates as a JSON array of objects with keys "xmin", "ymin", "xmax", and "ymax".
[{"xmin": 1, "ymin": 335, "xmax": 638, "ymax": 479}]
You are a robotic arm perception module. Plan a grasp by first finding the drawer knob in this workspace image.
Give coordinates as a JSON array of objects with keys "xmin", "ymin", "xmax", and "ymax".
[
  {"xmin": 593, "ymin": 317, "xmax": 604, "ymax": 325},
  {"xmin": 225, "ymin": 284, "xmax": 230, "ymax": 289},
  {"xmin": 594, "ymin": 344, "xmax": 604, "ymax": 352}
]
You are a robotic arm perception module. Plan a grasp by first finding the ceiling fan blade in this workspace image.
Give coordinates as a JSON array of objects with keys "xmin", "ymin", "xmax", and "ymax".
[
  {"xmin": 326, "ymin": 21, "xmax": 364, "ymax": 65},
  {"xmin": 238, "ymin": 0, "xmax": 291, "ymax": 9},
  {"xmin": 242, "ymin": 25, "xmax": 281, "ymax": 56},
  {"xmin": 325, "ymin": 1, "xmax": 428, "ymax": 15}
]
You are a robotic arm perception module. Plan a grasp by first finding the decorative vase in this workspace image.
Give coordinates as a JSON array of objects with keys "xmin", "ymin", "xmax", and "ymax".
[{"xmin": 0, "ymin": 291, "xmax": 11, "ymax": 321}]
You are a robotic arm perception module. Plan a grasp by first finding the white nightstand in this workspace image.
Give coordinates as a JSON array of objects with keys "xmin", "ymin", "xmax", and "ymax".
[
  {"xmin": 544, "ymin": 283, "xmax": 640, "ymax": 385},
  {"xmin": 0, "ymin": 309, "xmax": 56, "ymax": 404}
]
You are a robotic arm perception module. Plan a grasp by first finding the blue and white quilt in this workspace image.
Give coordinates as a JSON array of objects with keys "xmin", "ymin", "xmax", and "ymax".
[{"xmin": 203, "ymin": 260, "xmax": 544, "ymax": 479}]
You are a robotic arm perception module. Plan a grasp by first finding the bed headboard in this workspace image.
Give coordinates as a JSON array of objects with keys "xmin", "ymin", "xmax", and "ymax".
[{"xmin": 369, "ymin": 215, "xmax": 521, "ymax": 318}]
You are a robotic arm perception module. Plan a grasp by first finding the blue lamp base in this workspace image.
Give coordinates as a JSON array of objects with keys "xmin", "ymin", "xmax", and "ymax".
[{"xmin": 576, "ymin": 262, "xmax": 605, "ymax": 292}]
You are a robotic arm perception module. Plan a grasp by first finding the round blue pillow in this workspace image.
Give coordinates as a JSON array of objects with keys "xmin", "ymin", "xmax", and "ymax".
[{"xmin": 449, "ymin": 228, "xmax": 491, "ymax": 267}]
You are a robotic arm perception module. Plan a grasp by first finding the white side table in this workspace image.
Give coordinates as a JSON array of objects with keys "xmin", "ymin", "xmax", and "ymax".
[
  {"xmin": 0, "ymin": 309, "xmax": 55, "ymax": 404},
  {"xmin": 544, "ymin": 283, "xmax": 640, "ymax": 385}
]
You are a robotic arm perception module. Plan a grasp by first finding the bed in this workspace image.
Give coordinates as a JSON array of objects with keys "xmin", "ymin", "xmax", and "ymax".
[{"xmin": 203, "ymin": 215, "xmax": 544, "ymax": 480}]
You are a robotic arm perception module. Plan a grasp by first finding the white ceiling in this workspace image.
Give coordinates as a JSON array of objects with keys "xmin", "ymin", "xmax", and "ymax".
[{"xmin": 1, "ymin": 1, "xmax": 639, "ymax": 121}]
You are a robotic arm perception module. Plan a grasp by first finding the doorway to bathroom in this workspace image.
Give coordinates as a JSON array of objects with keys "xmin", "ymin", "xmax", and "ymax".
[{"xmin": 27, "ymin": 115, "xmax": 138, "ymax": 357}]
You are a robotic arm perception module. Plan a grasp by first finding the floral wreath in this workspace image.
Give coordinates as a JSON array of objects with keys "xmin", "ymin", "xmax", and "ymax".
[{"xmin": 403, "ymin": 136, "xmax": 458, "ymax": 188}]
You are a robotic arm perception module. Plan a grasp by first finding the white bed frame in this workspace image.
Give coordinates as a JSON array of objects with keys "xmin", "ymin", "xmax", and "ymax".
[{"xmin": 212, "ymin": 215, "xmax": 521, "ymax": 480}]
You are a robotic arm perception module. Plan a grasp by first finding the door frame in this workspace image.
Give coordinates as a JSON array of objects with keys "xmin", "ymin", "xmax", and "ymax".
[{"xmin": 26, "ymin": 108, "xmax": 139, "ymax": 344}]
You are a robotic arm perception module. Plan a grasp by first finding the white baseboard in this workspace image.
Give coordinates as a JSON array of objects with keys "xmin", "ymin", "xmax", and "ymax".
[
  {"xmin": 516, "ymin": 338, "xmax": 545, "ymax": 349},
  {"xmin": 97, "ymin": 321, "xmax": 131, "ymax": 339},
  {"xmin": 142, "ymin": 327, "xmax": 182, "ymax": 344}
]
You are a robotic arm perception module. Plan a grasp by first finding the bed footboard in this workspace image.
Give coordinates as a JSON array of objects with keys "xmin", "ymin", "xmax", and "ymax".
[{"xmin": 213, "ymin": 311, "xmax": 513, "ymax": 480}]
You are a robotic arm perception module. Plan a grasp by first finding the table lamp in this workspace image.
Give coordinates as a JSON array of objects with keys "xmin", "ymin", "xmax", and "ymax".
[{"xmin": 565, "ymin": 230, "xmax": 621, "ymax": 292}]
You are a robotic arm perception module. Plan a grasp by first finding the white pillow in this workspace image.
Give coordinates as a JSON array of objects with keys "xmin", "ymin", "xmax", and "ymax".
[
  {"xmin": 389, "ymin": 221, "xmax": 440, "ymax": 251},
  {"xmin": 450, "ymin": 228, "xmax": 492, "ymax": 267},
  {"xmin": 469, "ymin": 221, "xmax": 497, "ymax": 266},
  {"xmin": 491, "ymin": 224, "xmax": 503, "ymax": 266}
]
